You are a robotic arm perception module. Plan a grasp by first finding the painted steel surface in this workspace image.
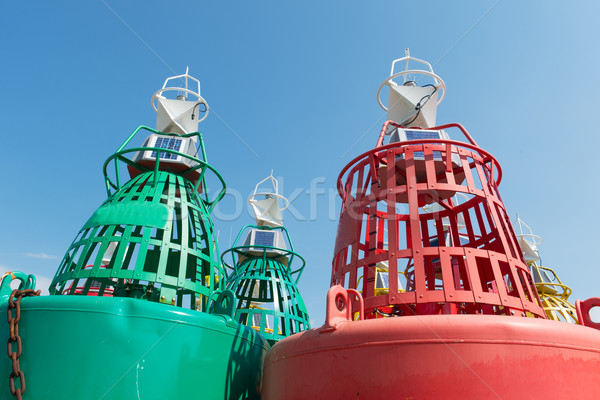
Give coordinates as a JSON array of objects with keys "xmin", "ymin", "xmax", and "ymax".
[
  {"xmin": 223, "ymin": 225, "xmax": 310, "ymax": 345},
  {"xmin": 332, "ymin": 121, "xmax": 544, "ymax": 318},
  {"xmin": 577, "ymin": 297, "xmax": 600, "ymax": 330},
  {"xmin": 513, "ymin": 217, "xmax": 579, "ymax": 323},
  {"xmin": 3, "ymin": 72, "xmax": 269, "ymax": 399},
  {"xmin": 263, "ymin": 53, "xmax": 600, "ymax": 399},
  {"xmin": 530, "ymin": 263, "xmax": 578, "ymax": 322},
  {"xmin": 0, "ymin": 295, "xmax": 267, "ymax": 400},
  {"xmin": 49, "ymin": 126, "xmax": 226, "ymax": 311},
  {"xmin": 263, "ymin": 289, "xmax": 600, "ymax": 399}
]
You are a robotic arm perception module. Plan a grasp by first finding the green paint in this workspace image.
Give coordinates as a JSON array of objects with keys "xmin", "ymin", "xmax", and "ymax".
[
  {"xmin": 0, "ymin": 272, "xmax": 36, "ymax": 297},
  {"xmin": 1, "ymin": 116, "xmax": 270, "ymax": 398},
  {"xmin": 223, "ymin": 225, "xmax": 310, "ymax": 345},
  {"xmin": 0, "ymin": 295, "xmax": 267, "ymax": 399},
  {"xmin": 83, "ymin": 202, "xmax": 172, "ymax": 230},
  {"xmin": 49, "ymin": 126, "xmax": 227, "ymax": 311}
]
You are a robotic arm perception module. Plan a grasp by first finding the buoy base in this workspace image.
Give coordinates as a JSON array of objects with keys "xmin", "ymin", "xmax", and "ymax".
[{"xmin": 263, "ymin": 314, "xmax": 600, "ymax": 399}]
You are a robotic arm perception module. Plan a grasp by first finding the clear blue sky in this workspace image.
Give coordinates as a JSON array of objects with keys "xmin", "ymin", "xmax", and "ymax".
[{"xmin": 2, "ymin": 1, "xmax": 600, "ymax": 325}]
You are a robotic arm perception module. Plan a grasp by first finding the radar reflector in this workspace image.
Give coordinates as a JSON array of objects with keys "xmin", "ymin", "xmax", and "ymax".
[
  {"xmin": 248, "ymin": 171, "xmax": 289, "ymax": 228},
  {"xmin": 156, "ymin": 98, "xmax": 202, "ymax": 136},
  {"xmin": 152, "ymin": 67, "xmax": 209, "ymax": 136},
  {"xmin": 387, "ymin": 82, "xmax": 438, "ymax": 128},
  {"xmin": 377, "ymin": 48, "xmax": 446, "ymax": 129},
  {"xmin": 513, "ymin": 215, "xmax": 541, "ymax": 263}
]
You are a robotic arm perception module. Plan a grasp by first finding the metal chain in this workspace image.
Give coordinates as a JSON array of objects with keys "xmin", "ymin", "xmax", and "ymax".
[{"xmin": 7, "ymin": 289, "xmax": 40, "ymax": 400}]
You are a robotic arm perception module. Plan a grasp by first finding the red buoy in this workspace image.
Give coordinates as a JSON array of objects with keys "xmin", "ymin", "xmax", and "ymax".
[
  {"xmin": 333, "ymin": 121, "xmax": 544, "ymax": 319},
  {"xmin": 262, "ymin": 50, "xmax": 600, "ymax": 399}
]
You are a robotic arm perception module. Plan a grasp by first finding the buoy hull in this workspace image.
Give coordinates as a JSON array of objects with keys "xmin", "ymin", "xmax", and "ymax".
[
  {"xmin": 0, "ymin": 296, "xmax": 267, "ymax": 399},
  {"xmin": 263, "ymin": 315, "xmax": 600, "ymax": 399}
]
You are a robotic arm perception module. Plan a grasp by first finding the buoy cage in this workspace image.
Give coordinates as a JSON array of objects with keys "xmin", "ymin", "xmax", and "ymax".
[
  {"xmin": 221, "ymin": 225, "xmax": 310, "ymax": 344},
  {"xmin": 49, "ymin": 125, "xmax": 226, "ymax": 311},
  {"xmin": 332, "ymin": 121, "xmax": 545, "ymax": 319}
]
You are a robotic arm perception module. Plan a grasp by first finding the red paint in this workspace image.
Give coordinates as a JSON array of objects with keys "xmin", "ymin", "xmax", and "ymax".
[
  {"xmin": 263, "ymin": 287, "xmax": 600, "ymax": 399},
  {"xmin": 577, "ymin": 297, "xmax": 600, "ymax": 329},
  {"xmin": 262, "ymin": 118, "xmax": 600, "ymax": 398},
  {"xmin": 332, "ymin": 122, "xmax": 542, "ymax": 319}
]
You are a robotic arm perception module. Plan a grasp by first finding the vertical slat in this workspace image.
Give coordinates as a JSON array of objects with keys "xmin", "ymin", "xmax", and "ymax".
[{"xmin": 329, "ymin": 138, "xmax": 545, "ymax": 319}]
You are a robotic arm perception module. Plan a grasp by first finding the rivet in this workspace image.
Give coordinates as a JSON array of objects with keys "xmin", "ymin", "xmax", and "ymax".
[
  {"xmin": 161, "ymin": 295, "xmax": 165, "ymax": 300},
  {"xmin": 419, "ymin": 295, "xmax": 424, "ymax": 298}
]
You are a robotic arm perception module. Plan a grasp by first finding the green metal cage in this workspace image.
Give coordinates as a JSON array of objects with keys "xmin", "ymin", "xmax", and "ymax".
[
  {"xmin": 222, "ymin": 225, "xmax": 310, "ymax": 344},
  {"xmin": 49, "ymin": 126, "xmax": 226, "ymax": 311}
]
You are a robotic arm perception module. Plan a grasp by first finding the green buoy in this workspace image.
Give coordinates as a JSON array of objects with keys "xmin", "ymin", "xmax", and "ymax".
[
  {"xmin": 1, "ymin": 70, "xmax": 267, "ymax": 399},
  {"xmin": 222, "ymin": 173, "xmax": 310, "ymax": 345},
  {"xmin": 49, "ymin": 125, "xmax": 225, "ymax": 311}
]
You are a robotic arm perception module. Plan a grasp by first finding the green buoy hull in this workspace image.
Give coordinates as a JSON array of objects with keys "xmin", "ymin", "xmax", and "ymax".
[{"xmin": 0, "ymin": 295, "xmax": 267, "ymax": 399}]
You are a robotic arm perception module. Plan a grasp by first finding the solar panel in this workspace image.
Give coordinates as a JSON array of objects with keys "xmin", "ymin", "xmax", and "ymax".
[
  {"xmin": 151, "ymin": 137, "xmax": 183, "ymax": 160},
  {"xmin": 404, "ymin": 130, "xmax": 440, "ymax": 141},
  {"xmin": 254, "ymin": 231, "xmax": 275, "ymax": 247},
  {"xmin": 405, "ymin": 130, "xmax": 442, "ymax": 158}
]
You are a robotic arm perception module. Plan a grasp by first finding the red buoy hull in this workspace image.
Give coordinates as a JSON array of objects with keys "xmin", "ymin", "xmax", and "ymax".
[{"xmin": 263, "ymin": 315, "xmax": 600, "ymax": 399}]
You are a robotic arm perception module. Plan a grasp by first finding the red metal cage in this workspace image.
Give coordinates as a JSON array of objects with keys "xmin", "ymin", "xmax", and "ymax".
[{"xmin": 332, "ymin": 122, "xmax": 545, "ymax": 318}]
